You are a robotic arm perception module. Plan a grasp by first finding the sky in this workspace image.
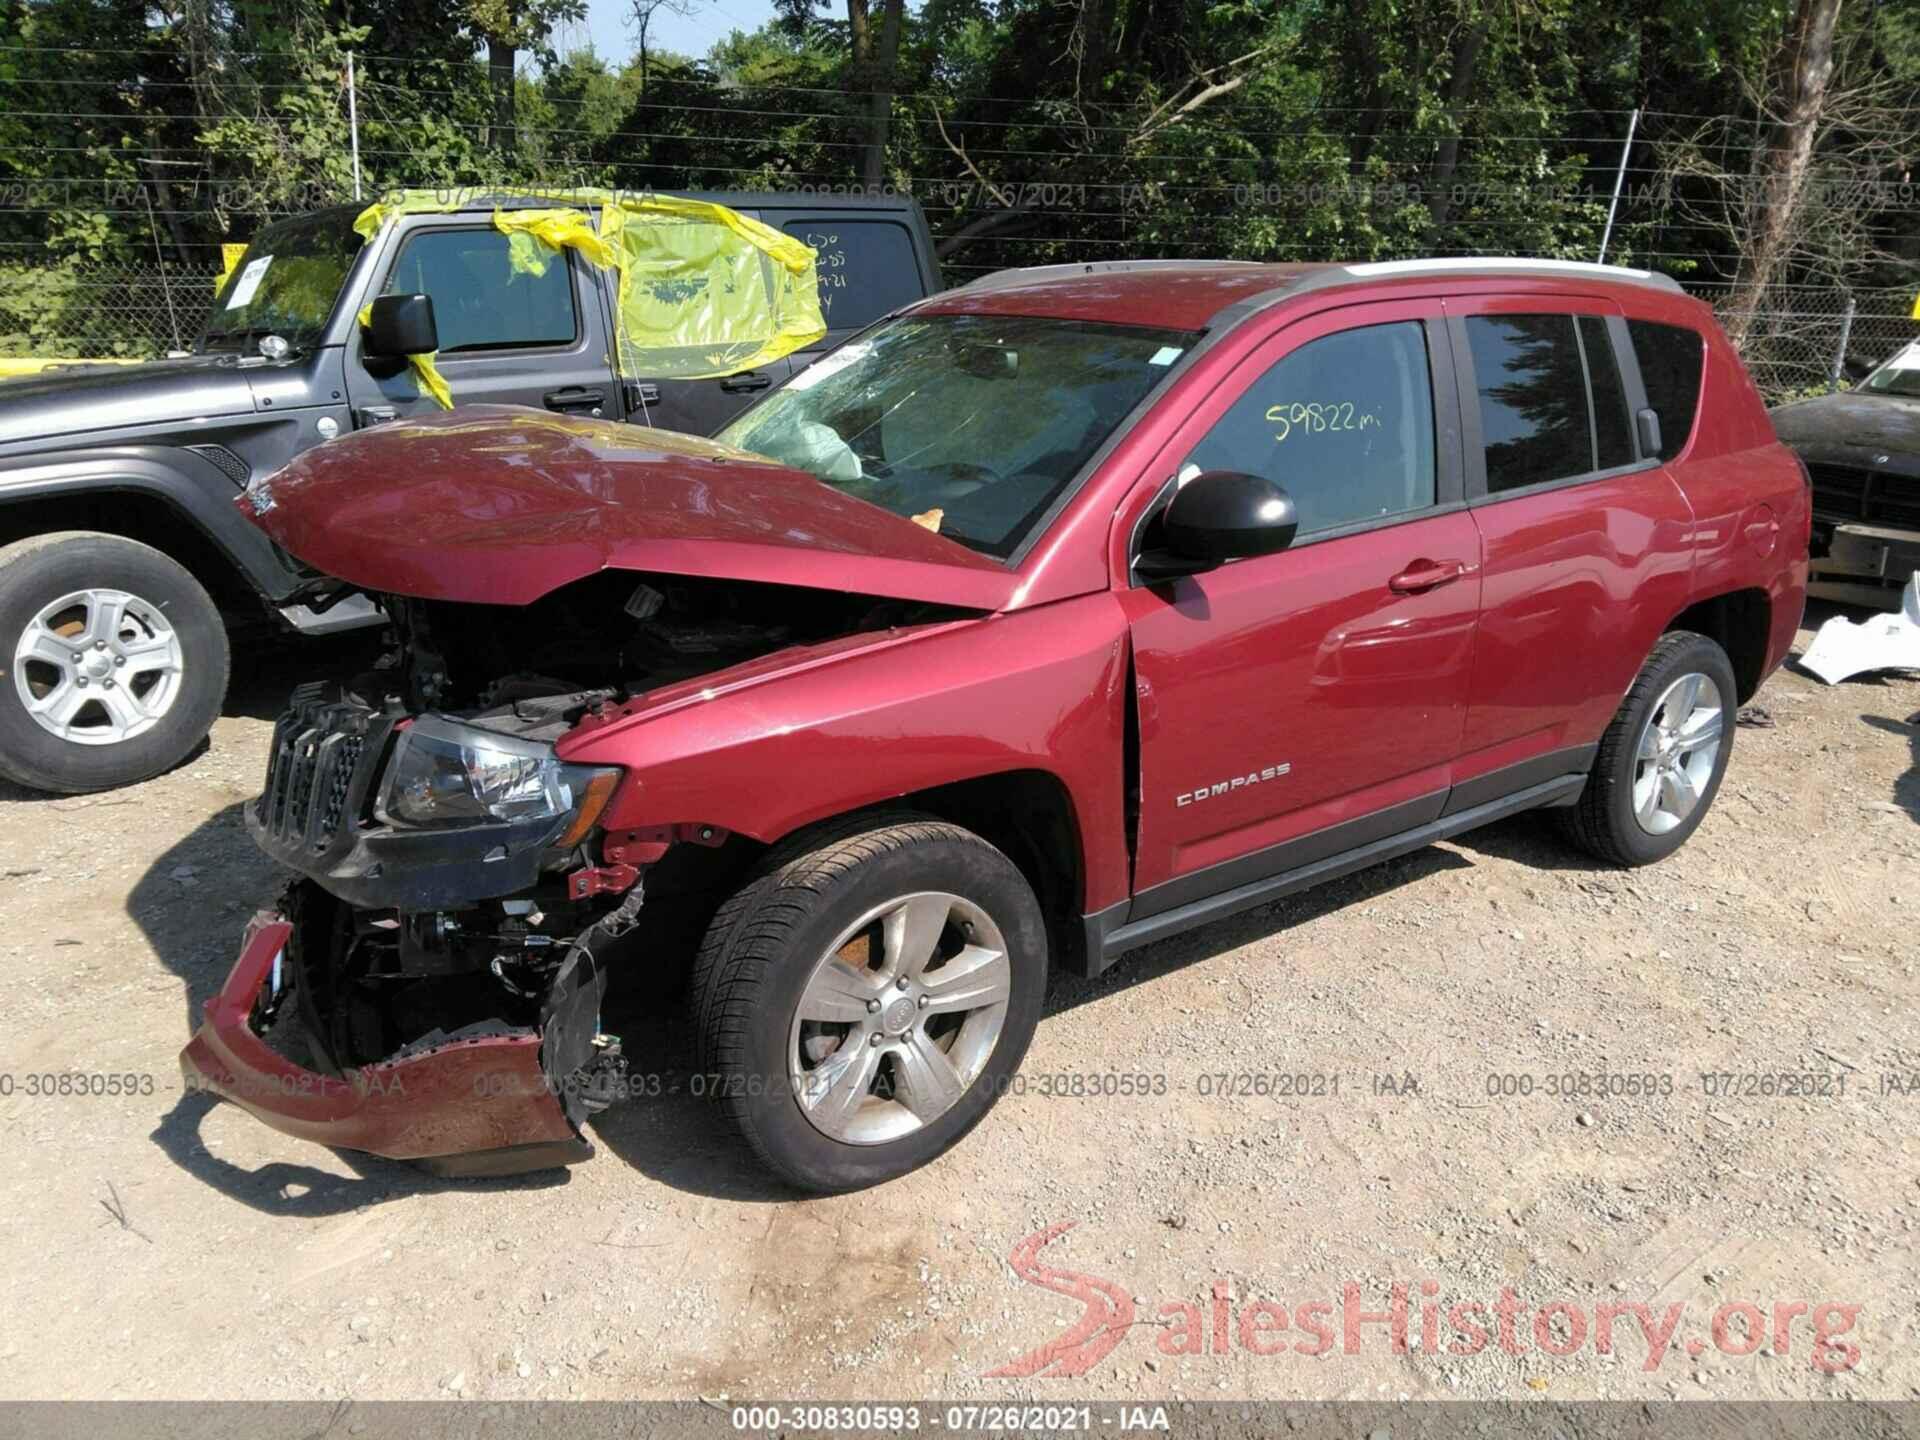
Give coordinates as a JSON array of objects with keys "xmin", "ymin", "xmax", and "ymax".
[{"xmin": 576, "ymin": 0, "xmax": 785, "ymax": 65}]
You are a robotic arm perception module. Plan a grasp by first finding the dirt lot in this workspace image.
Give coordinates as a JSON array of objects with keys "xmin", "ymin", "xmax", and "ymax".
[{"xmin": 1, "ymin": 609, "xmax": 1916, "ymax": 1406}]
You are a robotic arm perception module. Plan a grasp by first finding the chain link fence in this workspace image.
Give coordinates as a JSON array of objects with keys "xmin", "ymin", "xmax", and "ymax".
[
  {"xmin": 0, "ymin": 262, "xmax": 223, "ymax": 361},
  {"xmin": 4, "ymin": 261, "xmax": 1916, "ymax": 405},
  {"xmin": 1687, "ymin": 284, "xmax": 1916, "ymax": 401}
]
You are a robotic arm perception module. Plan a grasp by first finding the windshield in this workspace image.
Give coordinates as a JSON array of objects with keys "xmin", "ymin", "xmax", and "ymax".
[
  {"xmin": 1860, "ymin": 342, "xmax": 1920, "ymax": 398},
  {"xmin": 715, "ymin": 313, "xmax": 1195, "ymax": 558},
  {"xmin": 199, "ymin": 209, "xmax": 365, "ymax": 352}
]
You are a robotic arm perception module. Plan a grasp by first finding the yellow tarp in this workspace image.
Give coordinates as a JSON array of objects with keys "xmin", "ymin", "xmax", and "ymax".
[
  {"xmin": 599, "ymin": 195, "xmax": 825, "ymax": 380},
  {"xmin": 352, "ymin": 188, "xmax": 826, "ymax": 384},
  {"xmin": 356, "ymin": 302, "xmax": 453, "ymax": 410},
  {"xmin": 492, "ymin": 207, "xmax": 617, "ymax": 276},
  {"xmin": 214, "ymin": 242, "xmax": 248, "ymax": 296}
]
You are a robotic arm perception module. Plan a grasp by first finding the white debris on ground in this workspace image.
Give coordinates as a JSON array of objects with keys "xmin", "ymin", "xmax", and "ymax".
[{"xmin": 1801, "ymin": 571, "xmax": 1920, "ymax": 684}]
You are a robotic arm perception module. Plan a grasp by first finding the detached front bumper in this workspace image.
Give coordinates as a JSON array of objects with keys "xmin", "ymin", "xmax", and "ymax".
[{"xmin": 179, "ymin": 911, "xmax": 592, "ymax": 1176}]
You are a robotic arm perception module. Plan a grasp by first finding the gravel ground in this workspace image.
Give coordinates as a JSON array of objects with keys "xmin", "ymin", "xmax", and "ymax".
[{"xmin": 1, "ymin": 610, "xmax": 1915, "ymax": 1405}]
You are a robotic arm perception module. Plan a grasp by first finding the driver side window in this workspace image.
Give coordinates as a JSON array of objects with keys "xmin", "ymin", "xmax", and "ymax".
[
  {"xmin": 1183, "ymin": 321, "xmax": 1436, "ymax": 538},
  {"xmin": 382, "ymin": 228, "xmax": 577, "ymax": 353}
]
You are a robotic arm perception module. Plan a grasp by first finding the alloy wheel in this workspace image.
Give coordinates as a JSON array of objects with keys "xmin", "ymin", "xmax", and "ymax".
[
  {"xmin": 788, "ymin": 891, "xmax": 1011, "ymax": 1145},
  {"xmin": 1630, "ymin": 671, "xmax": 1724, "ymax": 835},
  {"xmin": 11, "ymin": 587, "xmax": 184, "ymax": 746}
]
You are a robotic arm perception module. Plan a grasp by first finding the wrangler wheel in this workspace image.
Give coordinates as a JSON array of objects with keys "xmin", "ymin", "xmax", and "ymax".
[
  {"xmin": 692, "ymin": 814, "xmax": 1047, "ymax": 1192},
  {"xmin": 0, "ymin": 533, "xmax": 229, "ymax": 794}
]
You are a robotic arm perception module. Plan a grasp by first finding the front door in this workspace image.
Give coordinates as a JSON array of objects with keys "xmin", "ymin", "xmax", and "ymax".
[
  {"xmin": 1123, "ymin": 301, "xmax": 1483, "ymax": 917},
  {"xmin": 344, "ymin": 221, "xmax": 617, "ymax": 427}
]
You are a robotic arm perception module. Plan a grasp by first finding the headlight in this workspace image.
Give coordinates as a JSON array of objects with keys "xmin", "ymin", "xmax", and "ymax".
[{"xmin": 377, "ymin": 715, "xmax": 620, "ymax": 835}]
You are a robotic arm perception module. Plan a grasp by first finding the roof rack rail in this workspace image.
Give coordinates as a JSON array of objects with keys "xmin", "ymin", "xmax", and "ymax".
[
  {"xmin": 960, "ymin": 259, "xmax": 1269, "ymax": 292},
  {"xmin": 1290, "ymin": 257, "xmax": 1683, "ymax": 296}
]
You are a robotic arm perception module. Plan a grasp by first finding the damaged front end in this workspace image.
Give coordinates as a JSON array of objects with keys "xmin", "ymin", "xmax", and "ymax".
[
  {"xmin": 183, "ymin": 571, "xmax": 953, "ymax": 1175},
  {"xmin": 180, "ymin": 677, "xmax": 645, "ymax": 1174}
]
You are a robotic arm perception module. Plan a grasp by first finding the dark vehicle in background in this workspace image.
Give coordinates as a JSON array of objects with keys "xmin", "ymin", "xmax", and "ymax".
[
  {"xmin": 0, "ymin": 192, "xmax": 939, "ymax": 794},
  {"xmin": 1772, "ymin": 342, "xmax": 1920, "ymax": 610}
]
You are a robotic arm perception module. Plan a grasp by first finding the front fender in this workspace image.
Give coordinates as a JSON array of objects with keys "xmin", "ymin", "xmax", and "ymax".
[
  {"xmin": 558, "ymin": 592, "xmax": 1135, "ymax": 915},
  {"xmin": 0, "ymin": 446, "xmax": 305, "ymax": 600}
]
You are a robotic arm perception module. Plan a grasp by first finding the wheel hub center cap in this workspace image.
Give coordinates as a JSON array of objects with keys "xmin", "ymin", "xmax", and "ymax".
[
  {"xmin": 80, "ymin": 650, "xmax": 115, "ymax": 680},
  {"xmin": 881, "ymin": 996, "xmax": 918, "ymax": 1034}
]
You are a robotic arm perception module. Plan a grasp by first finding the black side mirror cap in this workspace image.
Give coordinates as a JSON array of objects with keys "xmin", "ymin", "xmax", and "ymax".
[
  {"xmin": 363, "ymin": 293, "xmax": 439, "ymax": 359},
  {"xmin": 1137, "ymin": 470, "xmax": 1299, "ymax": 581},
  {"xmin": 1635, "ymin": 406, "xmax": 1664, "ymax": 459}
]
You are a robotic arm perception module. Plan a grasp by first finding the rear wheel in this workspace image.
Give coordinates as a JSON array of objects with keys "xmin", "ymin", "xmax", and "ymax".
[
  {"xmin": 0, "ymin": 532, "xmax": 228, "ymax": 793},
  {"xmin": 1560, "ymin": 630, "xmax": 1736, "ymax": 867},
  {"xmin": 692, "ymin": 814, "xmax": 1047, "ymax": 1192}
]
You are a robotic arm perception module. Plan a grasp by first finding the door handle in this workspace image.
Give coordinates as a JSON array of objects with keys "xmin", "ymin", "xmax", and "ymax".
[
  {"xmin": 720, "ymin": 372, "xmax": 773, "ymax": 394},
  {"xmin": 356, "ymin": 405, "xmax": 398, "ymax": 427},
  {"xmin": 1388, "ymin": 559, "xmax": 1468, "ymax": 594},
  {"xmin": 544, "ymin": 387, "xmax": 605, "ymax": 415}
]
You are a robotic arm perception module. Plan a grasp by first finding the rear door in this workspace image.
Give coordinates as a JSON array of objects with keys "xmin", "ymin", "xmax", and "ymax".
[
  {"xmin": 1448, "ymin": 298, "xmax": 1696, "ymax": 801},
  {"xmin": 1123, "ymin": 300, "xmax": 1483, "ymax": 913},
  {"xmin": 343, "ymin": 219, "xmax": 617, "ymax": 427},
  {"xmin": 768, "ymin": 209, "xmax": 938, "ymax": 363}
]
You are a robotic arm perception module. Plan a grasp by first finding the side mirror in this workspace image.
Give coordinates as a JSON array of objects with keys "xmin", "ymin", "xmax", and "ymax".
[
  {"xmin": 1136, "ymin": 470, "xmax": 1299, "ymax": 581},
  {"xmin": 363, "ymin": 293, "xmax": 438, "ymax": 358}
]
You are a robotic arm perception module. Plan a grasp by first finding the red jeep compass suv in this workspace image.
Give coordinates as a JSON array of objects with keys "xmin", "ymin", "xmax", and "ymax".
[{"xmin": 184, "ymin": 258, "xmax": 1809, "ymax": 1191}]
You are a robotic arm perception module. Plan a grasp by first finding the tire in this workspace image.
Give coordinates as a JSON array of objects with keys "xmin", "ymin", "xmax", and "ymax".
[
  {"xmin": 1559, "ymin": 629, "xmax": 1737, "ymax": 867},
  {"xmin": 0, "ymin": 532, "xmax": 229, "ymax": 794},
  {"xmin": 692, "ymin": 813, "xmax": 1048, "ymax": 1192}
]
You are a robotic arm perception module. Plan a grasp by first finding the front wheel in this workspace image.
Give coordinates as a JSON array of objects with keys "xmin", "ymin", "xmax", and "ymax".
[
  {"xmin": 0, "ymin": 532, "xmax": 229, "ymax": 793},
  {"xmin": 693, "ymin": 815, "xmax": 1048, "ymax": 1192},
  {"xmin": 1560, "ymin": 629, "xmax": 1736, "ymax": 867}
]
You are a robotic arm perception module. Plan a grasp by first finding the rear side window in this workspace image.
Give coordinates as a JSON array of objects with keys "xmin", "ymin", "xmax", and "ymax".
[
  {"xmin": 1628, "ymin": 320, "xmax": 1704, "ymax": 459},
  {"xmin": 1182, "ymin": 320, "xmax": 1436, "ymax": 537},
  {"xmin": 383, "ymin": 228, "xmax": 576, "ymax": 351},
  {"xmin": 1466, "ymin": 314, "xmax": 1593, "ymax": 493},
  {"xmin": 782, "ymin": 220, "xmax": 923, "ymax": 333}
]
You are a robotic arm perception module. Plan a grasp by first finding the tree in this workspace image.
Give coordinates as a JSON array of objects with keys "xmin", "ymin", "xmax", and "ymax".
[
  {"xmin": 1721, "ymin": 0, "xmax": 1845, "ymax": 346},
  {"xmin": 464, "ymin": 0, "xmax": 588, "ymax": 151},
  {"xmin": 847, "ymin": 0, "xmax": 906, "ymax": 187}
]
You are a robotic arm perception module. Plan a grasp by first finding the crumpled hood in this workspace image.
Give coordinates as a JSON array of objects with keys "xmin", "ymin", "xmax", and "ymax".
[
  {"xmin": 0, "ymin": 352, "xmax": 257, "ymax": 448},
  {"xmin": 241, "ymin": 406, "xmax": 1020, "ymax": 610}
]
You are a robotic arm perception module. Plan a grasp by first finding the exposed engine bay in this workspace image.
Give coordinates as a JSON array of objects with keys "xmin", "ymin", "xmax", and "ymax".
[{"xmin": 370, "ymin": 570, "xmax": 963, "ymax": 717}]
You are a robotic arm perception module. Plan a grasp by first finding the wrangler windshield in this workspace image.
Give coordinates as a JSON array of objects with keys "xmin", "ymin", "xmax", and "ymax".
[
  {"xmin": 716, "ymin": 313, "xmax": 1194, "ymax": 558},
  {"xmin": 199, "ymin": 209, "xmax": 365, "ymax": 352}
]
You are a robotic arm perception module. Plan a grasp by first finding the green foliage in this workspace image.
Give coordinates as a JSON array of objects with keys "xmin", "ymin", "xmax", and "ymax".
[{"xmin": 3, "ymin": 0, "xmax": 1915, "ymax": 333}]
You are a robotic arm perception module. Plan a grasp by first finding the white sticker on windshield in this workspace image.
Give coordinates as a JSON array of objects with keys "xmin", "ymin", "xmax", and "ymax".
[
  {"xmin": 1149, "ymin": 346, "xmax": 1183, "ymax": 366},
  {"xmin": 224, "ymin": 256, "xmax": 272, "ymax": 309},
  {"xmin": 787, "ymin": 341, "xmax": 872, "ymax": 391}
]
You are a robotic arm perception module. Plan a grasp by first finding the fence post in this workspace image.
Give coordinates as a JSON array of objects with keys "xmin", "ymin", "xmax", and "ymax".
[
  {"xmin": 1597, "ymin": 108, "xmax": 1639, "ymax": 265},
  {"xmin": 347, "ymin": 52, "xmax": 363, "ymax": 203},
  {"xmin": 1831, "ymin": 294, "xmax": 1856, "ymax": 392}
]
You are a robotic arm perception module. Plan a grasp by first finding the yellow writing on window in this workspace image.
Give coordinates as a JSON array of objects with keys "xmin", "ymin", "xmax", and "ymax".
[{"xmin": 1265, "ymin": 401, "xmax": 1381, "ymax": 443}]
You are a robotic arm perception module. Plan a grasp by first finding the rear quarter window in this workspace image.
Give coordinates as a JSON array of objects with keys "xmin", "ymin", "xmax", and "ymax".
[
  {"xmin": 782, "ymin": 219, "xmax": 924, "ymax": 333},
  {"xmin": 1627, "ymin": 320, "xmax": 1704, "ymax": 460}
]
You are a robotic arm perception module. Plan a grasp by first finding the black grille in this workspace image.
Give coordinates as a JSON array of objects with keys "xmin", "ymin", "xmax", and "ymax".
[
  {"xmin": 1807, "ymin": 462, "xmax": 1920, "ymax": 530},
  {"xmin": 186, "ymin": 443, "xmax": 251, "ymax": 486},
  {"xmin": 255, "ymin": 686, "xmax": 381, "ymax": 854}
]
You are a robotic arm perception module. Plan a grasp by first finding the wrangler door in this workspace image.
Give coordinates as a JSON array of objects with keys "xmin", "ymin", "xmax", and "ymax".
[
  {"xmin": 344, "ymin": 218, "xmax": 618, "ymax": 427},
  {"xmin": 1122, "ymin": 300, "xmax": 1482, "ymax": 917}
]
